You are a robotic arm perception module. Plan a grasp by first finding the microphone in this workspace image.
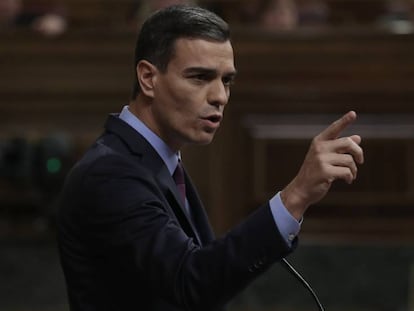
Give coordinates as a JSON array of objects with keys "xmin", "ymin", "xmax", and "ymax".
[{"xmin": 281, "ymin": 258, "xmax": 325, "ymax": 311}]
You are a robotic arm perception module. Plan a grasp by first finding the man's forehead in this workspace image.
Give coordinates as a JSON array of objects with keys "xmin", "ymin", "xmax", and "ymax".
[
  {"xmin": 171, "ymin": 37, "xmax": 235, "ymax": 69},
  {"xmin": 173, "ymin": 37, "xmax": 232, "ymax": 54}
]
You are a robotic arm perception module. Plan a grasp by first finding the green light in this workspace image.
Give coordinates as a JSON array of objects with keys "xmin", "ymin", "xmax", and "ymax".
[{"xmin": 46, "ymin": 157, "xmax": 61, "ymax": 174}]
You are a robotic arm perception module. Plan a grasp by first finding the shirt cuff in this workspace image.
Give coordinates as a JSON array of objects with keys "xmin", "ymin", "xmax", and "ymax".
[{"xmin": 269, "ymin": 192, "xmax": 301, "ymax": 248}]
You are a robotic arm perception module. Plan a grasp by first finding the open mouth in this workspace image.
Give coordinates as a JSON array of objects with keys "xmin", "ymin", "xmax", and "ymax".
[{"xmin": 204, "ymin": 115, "xmax": 222, "ymax": 123}]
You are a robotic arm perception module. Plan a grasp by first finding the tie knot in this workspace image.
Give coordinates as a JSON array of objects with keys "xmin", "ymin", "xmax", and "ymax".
[{"xmin": 173, "ymin": 161, "xmax": 185, "ymax": 186}]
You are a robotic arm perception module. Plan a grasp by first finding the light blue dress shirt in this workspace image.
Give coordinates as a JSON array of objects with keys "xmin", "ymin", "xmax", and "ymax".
[{"xmin": 119, "ymin": 105, "xmax": 300, "ymax": 247}]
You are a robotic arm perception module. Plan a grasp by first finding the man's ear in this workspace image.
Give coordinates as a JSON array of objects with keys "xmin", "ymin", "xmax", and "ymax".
[{"xmin": 136, "ymin": 60, "xmax": 158, "ymax": 98}]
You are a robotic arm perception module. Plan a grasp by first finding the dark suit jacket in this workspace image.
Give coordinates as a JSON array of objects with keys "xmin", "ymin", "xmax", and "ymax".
[{"xmin": 57, "ymin": 114, "xmax": 295, "ymax": 311}]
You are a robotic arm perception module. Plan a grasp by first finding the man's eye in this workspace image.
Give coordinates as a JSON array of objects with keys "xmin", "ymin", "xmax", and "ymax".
[
  {"xmin": 191, "ymin": 74, "xmax": 208, "ymax": 81},
  {"xmin": 223, "ymin": 77, "xmax": 235, "ymax": 86}
]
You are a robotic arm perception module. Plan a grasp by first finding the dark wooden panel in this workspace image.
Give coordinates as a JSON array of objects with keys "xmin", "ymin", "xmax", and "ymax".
[{"xmin": 2, "ymin": 28, "xmax": 414, "ymax": 240}]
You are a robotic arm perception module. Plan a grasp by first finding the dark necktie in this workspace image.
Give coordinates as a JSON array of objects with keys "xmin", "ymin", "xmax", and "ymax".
[
  {"xmin": 173, "ymin": 161, "xmax": 202, "ymax": 243},
  {"xmin": 173, "ymin": 161, "xmax": 186, "ymax": 205}
]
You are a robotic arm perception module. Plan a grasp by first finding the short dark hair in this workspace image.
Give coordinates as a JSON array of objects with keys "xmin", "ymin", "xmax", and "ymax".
[{"xmin": 130, "ymin": 5, "xmax": 230, "ymax": 99}]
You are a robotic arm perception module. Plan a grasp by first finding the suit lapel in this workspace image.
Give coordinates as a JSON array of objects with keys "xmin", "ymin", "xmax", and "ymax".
[
  {"xmin": 184, "ymin": 169, "xmax": 215, "ymax": 245},
  {"xmin": 104, "ymin": 114, "xmax": 203, "ymax": 245},
  {"xmin": 154, "ymin": 166, "xmax": 203, "ymax": 245}
]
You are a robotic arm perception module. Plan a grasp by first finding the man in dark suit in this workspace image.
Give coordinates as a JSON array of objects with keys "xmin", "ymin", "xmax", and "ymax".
[{"xmin": 57, "ymin": 4, "xmax": 364, "ymax": 311}]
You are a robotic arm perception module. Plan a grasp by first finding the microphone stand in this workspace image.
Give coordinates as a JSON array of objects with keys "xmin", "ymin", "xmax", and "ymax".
[{"xmin": 281, "ymin": 258, "xmax": 325, "ymax": 311}]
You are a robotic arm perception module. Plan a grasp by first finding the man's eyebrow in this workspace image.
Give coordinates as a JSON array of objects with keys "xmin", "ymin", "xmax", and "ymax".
[
  {"xmin": 183, "ymin": 67, "xmax": 237, "ymax": 76},
  {"xmin": 183, "ymin": 67, "xmax": 217, "ymax": 75},
  {"xmin": 225, "ymin": 70, "xmax": 238, "ymax": 78}
]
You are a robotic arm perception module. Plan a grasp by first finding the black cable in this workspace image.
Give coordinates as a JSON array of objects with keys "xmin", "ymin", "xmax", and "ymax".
[{"xmin": 281, "ymin": 258, "xmax": 325, "ymax": 311}]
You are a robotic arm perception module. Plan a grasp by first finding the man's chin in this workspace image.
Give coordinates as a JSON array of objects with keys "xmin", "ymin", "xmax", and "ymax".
[{"xmin": 191, "ymin": 133, "xmax": 216, "ymax": 146}]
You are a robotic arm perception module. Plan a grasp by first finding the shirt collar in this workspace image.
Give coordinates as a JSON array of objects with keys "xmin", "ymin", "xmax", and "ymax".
[{"xmin": 119, "ymin": 105, "xmax": 179, "ymax": 175}]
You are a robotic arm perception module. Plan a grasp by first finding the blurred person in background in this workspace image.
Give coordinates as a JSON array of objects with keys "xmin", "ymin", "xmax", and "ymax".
[
  {"xmin": 297, "ymin": 0, "xmax": 329, "ymax": 28},
  {"xmin": 226, "ymin": 0, "xmax": 298, "ymax": 31},
  {"xmin": 378, "ymin": 0, "xmax": 414, "ymax": 33},
  {"xmin": 0, "ymin": 0, "xmax": 67, "ymax": 37},
  {"xmin": 127, "ymin": 0, "xmax": 195, "ymax": 28},
  {"xmin": 0, "ymin": 0, "xmax": 22, "ymax": 27},
  {"xmin": 210, "ymin": 0, "xmax": 329, "ymax": 31},
  {"xmin": 260, "ymin": 0, "xmax": 298, "ymax": 31}
]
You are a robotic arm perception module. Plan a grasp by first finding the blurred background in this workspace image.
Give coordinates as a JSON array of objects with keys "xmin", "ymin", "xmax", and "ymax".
[{"xmin": 2, "ymin": 0, "xmax": 414, "ymax": 310}]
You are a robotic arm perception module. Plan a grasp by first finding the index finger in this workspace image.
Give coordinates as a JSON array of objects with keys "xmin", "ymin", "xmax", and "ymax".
[{"xmin": 317, "ymin": 111, "xmax": 357, "ymax": 141}]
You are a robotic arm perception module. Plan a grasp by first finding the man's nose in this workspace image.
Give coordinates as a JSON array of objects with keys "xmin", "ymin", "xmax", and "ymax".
[{"xmin": 208, "ymin": 80, "xmax": 229, "ymax": 107}]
